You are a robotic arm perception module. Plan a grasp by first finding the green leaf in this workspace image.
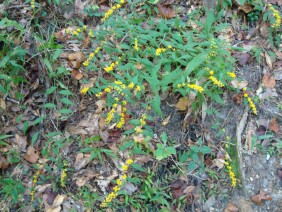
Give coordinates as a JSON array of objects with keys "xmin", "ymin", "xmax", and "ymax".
[
  {"xmin": 31, "ymin": 132, "xmax": 39, "ymax": 145},
  {"xmin": 160, "ymin": 132, "xmax": 168, "ymax": 143},
  {"xmin": 58, "ymin": 89, "xmax": 73, "ymax": 95},
  {"xmin": 151, "ymin": 95, "xmax": 162, "ymax": 115},
  {"xmin": 23, "ymin": 121, "xmax": 29, "ymax": 134},
  {"xmin": 45, "ymin": 86, "xmax": 56, "ymax": 95},
  {"xmin": 200, "ymin": 146, "xmax": 211, "ymax": 154},
  {"xmin": 0, "ymin": 134, "xmax": 13, "ymax": 140},
  {"xmin": 190, "ymin": 145, "xmax": 199, "ymax": 152},
  {"xmin": 58, "ymin": 109, "xmax": 73, "ymax": 114},
  {"xmin": 33, "ymin": 116, "xmax": 44, "ymax": 125},
  {"xmin": 188, "ymin": 161, "xmax": 197, "ymax": 171},
  {"xmin": 166, "ymin": 147, "xmax": 176, "ymax": 156},
  {"xmin": 119, "ymin": 141, "xmax": 135, "ymax": 151},
  {"xmin": 154, "ymin": 147, "xmax": 165, "ymax": 160},
  {"xmin": 60, "ymin": 98, "xmax": 74, "ymax": 105},
  {"xmin": 131, "ymin": 163, "xmax": 146, "ymax": 172},
  {"xmin": 102, "ymin": 149, "xmax": 118, "ymax": 158},
  {"xmin": 43, "ymin": 103, "xmax": 56, "ymax": 108},
  {"xmin": 236, "ymin": 0, "xmax": 245, "ymax": 5},
  {"xmin": 184, "ymin": 52, "xmax": 209, "ymax": 76}
]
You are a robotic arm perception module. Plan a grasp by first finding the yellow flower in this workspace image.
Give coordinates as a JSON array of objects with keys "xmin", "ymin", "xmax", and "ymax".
[
  {"xmin": 128, "ymin": 82, "xmax": 135, "ymax": 89},
  {"xmin": 244, "ymin": 93, "xmax": 248, "ymax": 97},
  {"xmin": 126, "ymin": 159, "xmax": 133, "ymax": 165},
  {"xmin": 209, "ymin": 76, "xmax": 224, "ymax": 87},
  {"xmin": 113, "ymin": 186, "xmax": 120, "ymax": 192},
  {"xmin": 104, "ymin": 87, "xmax": 111, "ymax": 93},
  {"xmin": 227, "ymin": 72, "xmax": 236, "ymax": 78},
  {"xmin": 117, "ymin": 179, "xmax": 122, "ymax": 185},
  {"xmin": 73, "ymin": 31, "xmax": 78, "ymax": 36},
  {"xmin": 120, "ymin": 0, "xmax": 125, "ymax": 3},
  {"xmin": 243, "ymin": 87, "xmax": 247, "ymax": 91},
  {"xmin": 122, "ymin": 100, "xmax": 127, "ymax": 105},
  {"xmin": 122, "ymin": 174, "xmax": 127, "ymax": 180},
  {"xmin": 104, "ymin": 65, "xmax": 114, "ymax": 72},
  {"xmin": 187, "ymin": 84, "xmax": 204, "ymax": 93},
  {"xmin": 209, "ymin": 71, "xmax": 214, "ymax": 75},
  {"xmin": 121, "ymin": 164, "xmax": 128, "ymax": 171},
  {"xmin": 134, "ymin": 38, "xmax": 139, "ymax": 51},
  {"xmin": 96, "ymin": 92, "xmax": 102, "ymax": 98},
  {"xmin": 135, "ymin": 85, "xmax": 141, "ymax": 91},
  {"xmin": 134, "ymin": 126, "xmax": 143, "ymax": 134},
  {"xmin": 83, "ymin": 60, "xmax": 89, "ymax": 67},
  {"xmin": 116, "ymin": 4, "xmax": 121, "ymax": 8},
  {"xmin": 167, "ymin": 45, "xmax": 172, "ymax": 49},
  {"xmin": 156, "ymin": 48, "xmax": 166, "ymax": 56},
  {"xmin": 80, "ymin": 87, "xmax": 90, "ymax": 94},
  {"xmin": 76, "ymin": 28, "xmax": 81, "ymax": 33},
  {"xmin": 60, "ymin": 169, "xmax": 67, "ymax": 187}
]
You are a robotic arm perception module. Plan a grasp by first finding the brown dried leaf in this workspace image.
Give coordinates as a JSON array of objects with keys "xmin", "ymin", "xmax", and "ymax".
[
  {"xmin": 211, "ymin": 158, "xmax": 225, "ymax": 169},
  {"xmin": 234, "ymin": 52, "xmax": 251, "ymax": 66},
  {"xmin": 15, "ymin": 134, "xmax": 27, "ymax": 151},
  {"xmin": 251, "ymin": 190, "xmax": 272, "ymax": 205},
  {"xmin": 232, "ymin": 93, "xmax": 243, "ymax": 105},
  {"xmin": 268, "ymin": 0, "xmax": 282, "ymax": 6},
  {"xmin": 24, "ymin": 145, "xmax": 39, "ymax": 163},
  {"xmin": 71, "ymin": 70, "xmax": 83, "ymax": 80},
  {"xmin": 176, "ymin": 97, "xmax": 189, "ymax": 111},
  {"xmin": 67, "ymin": 52, "xmax": 85, "ymax": 69},
  {"xmin": 0, "ymin": 155, "xmax": 9, "ymax": 169},
  {"xmin": 262, "ymin": 73, "xmax": 276, "ymax": 88},
  {"xmin": 268, "ymin": 118, "xmax": 279, "ymax": 133},
  {"xmin": 260, "ymin": 22, "xmax": 270, "ymax": 38},
  {"xmin": 74, "ymin": 153, "xmax": 91, "ymax": 170},
  {"xmin": 162, "ymin": 114, "xmax": 171, "ymax": 126},
  {"xmin": 95, "ymin": 100, "xmax": 106, "ymax": 114},
  {"xmin": 264, "ymin": 53, "xmax": 272, "ymax": 70},
  {"xmin": 82, "ymin": 36, "xmax": 91, "ymax": 48},
  {"xmin": 230, "ymin": 80, "xmax": 248, "ymax": 89},
  {"xmin": 239, "ymin": 4, "xmax": 253, "ymax": 13},
  {"xmin": 74, "ymin": 0, "xmax": 92, "ymax": 17},
  {"xmin": 224, "ymin": 203, "xmax": 239, "ymax": 212},
  {"xmin": 156, "ymin": 3, "xmax": 176, "ymax": 19},
  {"xmin": 0, "ymin": 98, "xmax": 6, "ymax": 109}
]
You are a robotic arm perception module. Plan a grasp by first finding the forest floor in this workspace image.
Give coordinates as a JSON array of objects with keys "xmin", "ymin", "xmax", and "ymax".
[{"xmin": 0, "ymin": 0, "xmax": 281, "ymax": 211}]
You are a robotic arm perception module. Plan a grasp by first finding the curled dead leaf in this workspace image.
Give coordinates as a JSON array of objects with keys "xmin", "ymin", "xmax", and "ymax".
[
  {"xmin": 162, "ymin": 114, "xmax": 171, "ymax": 126},
  {"xmin": 176, "ymin": 97, "xmax": 190, "ymax": 111},
  {"xmin": 251, "ymin": 190, "xmax": 272, "ymax": 205},
  {"xmin": 24, "ymin": 145, "xmax": 39, "ymax": 163},
  {"xmin": 262, "ymin": 73, "xmax": 276, "ymax": 88},
  {"xmin": 74, "ymin": 153, "xmax": 91, "ymax": 170},
  {"xmin": 224, "ymin": 203, "xmax": 239, "ymax": 212},
  {"xmin": 156, "ymin": 3, "xmax": 176, "ymax": 19},
  {"xmin": 268, "ymin": 118, "xmax": 279, "ymax": 133},
  {"xmin": 212, "ymin": 158, "xmax": 225, "ymax": 169},
  {"xmin": 239, "ymin": 4, "xmax": 253, "ymax": 13},
  {"xmin": 71, "ymin": 70, "xmax": 83, "ymax": 80},
  {"xmin": 230, "ymin": 80, "xmax": 248, "ymax": 89},
  {"xmin": 0, "ymin": 155, "xmax": 9, "ymax": 169},
  {"xmin": 95, "ymin": 100, "xmax": 106, "ymax": 114},
  {"xmin": 67, "ymin": 52, "xmax": 85, "ymax": 69}
]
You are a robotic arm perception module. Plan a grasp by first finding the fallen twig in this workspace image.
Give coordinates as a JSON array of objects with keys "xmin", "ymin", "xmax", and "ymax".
[{"xmin": 236, "ymin": 107, "xmax": 249, "ymax": 197}]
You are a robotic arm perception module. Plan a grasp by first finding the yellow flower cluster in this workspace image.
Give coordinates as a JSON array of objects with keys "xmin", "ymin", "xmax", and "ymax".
[
  {"xmin": 30, "ymin": 165, "xmax": 40, "ymax": 201},
  {"xmin": 207, "ymin": 39, "xmax": 218, "ymax": 58},
  {"xmin": 134, "ymin": 110, "xmax": 150, "ymax": 134},
  {"xmin": 156, "ymin": 48, "xmax": 166, "ymax": 56},
  {"xmin": 106, "ymin": 102, "xmax": 118, "ymax": 124},
  {"xmin": 100, "ymin": 158, "xmax": 133, "ymax": 208},
  {"xmin": 104, "ymin": 61, "xmax": 119, "ymax": 72},
  {"xmin": 72, "ymin": 28, "xmax": 82, "ymax": 36},
  {"xmin": 134, "ymin": 38, "xmax": 139, "ymax": 51},
  {"xmin": 177, "ymin": 83, "xmax": 204, "ymax": 93},
  {"xmin": 80, "ymin": 87, "xmax": 90, "ymax": 94},
  {"xmin": 101, "ymin": 0, "xmax": 126, "ymax": 22},
  {"xmin": 209, "ymin": 76, "xmax": 224, "ymax": 87},
  {"xmin": 268, "ymin": 4, "xmax": 281, "ymax": 28},
  {"xmin": 227, "ymin": 72, "xmax": 236, "ymax": 78},
  {"xmin": 244, "ymin": 93, "xmax": 257, "ymax": 115},
  {"xmin": 224, "ymin": 160, "xmax": 237, "ymax": 187},
  {"xmin": 83, "ymin": 42, "xmax": 105, "ymax": 67},
  {"xmin": 116, "ymin": 104, "xmax": 127, "ymax": 129},
  {"xmin": 60, "ymin": 161, "xmax": 68, "ymax": 187},
  {"xmin": 187, "ymin": 84, "xmax": 204, "ymax": 93},
  {"xmin": 31, "ymin": 0, "xmax": 35, "ymax": 9}
]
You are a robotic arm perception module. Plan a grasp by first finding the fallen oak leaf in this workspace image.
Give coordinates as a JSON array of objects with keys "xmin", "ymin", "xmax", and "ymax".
[
  {"xmin": 67, "ymin": 52, "xmax": 85, "ymax": 69},
  {"xmin": 251, "ymin": 190, "xmax": 272, "ymax": 205},
  {"xmin": 156, "ymin": 2, "xmax": 176, "ymax": 19},
  {"xmin": 24, "ymin": 145, "xmax": 39, "ymax": 163},
  {"xmin": 71, "ymin": 70, "xmax": 83, "ymax": 80},
  {"xmin": 239, "ymin": 4, "xmax": 253, "ymax": 13},
  {"xmin": 268, "ymin": 118, "xmax": 279, "ymax": 133},
  {"xmin": 224, "ymin": 203, "xmax": 239, "ymax": 212},
  {"xmin": 0, "ymin": 155, "xmax": 9, "ymax": 169},
  {"xmin": 262, "ymin": 73, "xmax": 276, "ymax": 88}
]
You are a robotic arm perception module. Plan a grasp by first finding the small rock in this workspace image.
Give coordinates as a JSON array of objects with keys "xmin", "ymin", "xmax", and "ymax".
[
  {"xmin": 266, "ymin": 154, "xmax": 270, "ymax": 160},
  {"xmin": 250, "ymin": 177, "xmax": 253, "ymax": 181}
]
